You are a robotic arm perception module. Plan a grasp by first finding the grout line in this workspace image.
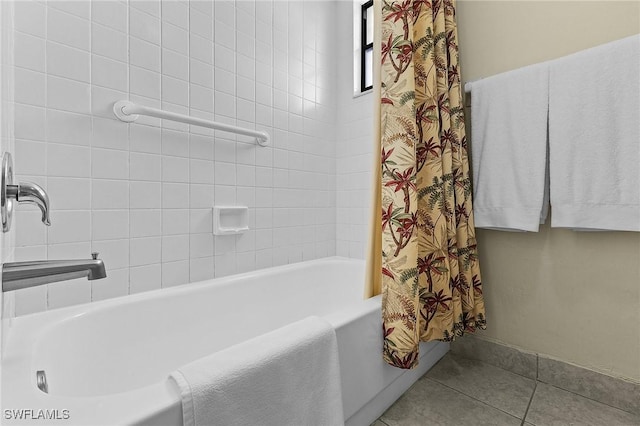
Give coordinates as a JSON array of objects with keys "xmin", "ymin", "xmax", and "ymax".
[
  {"xmin": 423, "ymin": 377, "xmax": 523, "ymax": 422},
  {"xmin": 521, "ymin": 380, "xmax": 537, "ymax": 426},
  {"xmin": 537, "ymin": 380, "xmax": 640, "ymax": 417}
]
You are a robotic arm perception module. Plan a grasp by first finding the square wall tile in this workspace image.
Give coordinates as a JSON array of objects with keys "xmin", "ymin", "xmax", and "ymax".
[
  {"xmin": 14, "ymin": 285, "xmax": 48, "ymax": 316},
  {"xmin": 161, "ymin": 129, "xmax": 189, "ymax": 157},
  {"xmin": 92, "ymin": 148, "xmax": 129, "ymax": 180},
  {"xmin": 92, "ymin": 1, "xmax": 128, "ymax": 33},
  {"xmin": 91, "ymin": 239, "xmax": 130, "ymax": 270},
  {"xmin": 130, "ymin": 153, "xmax": 162, "ymax": 181},
  {"xmin": 190, "ymin": 233, "xmax": 213, "ymax": 258},
  {"xmin": 47, "ymin": 76, "xmax": 91, "ymax": 115},
  {"xmin": 162, "ymin": 235, "xmax": 189, "ymax": 262},
  {"xmin": 162, "ymin": 22, "xmax": 189, "ymax": 55},
  {"xmin": 130, "ymin": 181, "xmax": 162, "ymax": 209},
  {"xmin": 92, "ymin": 117, "xmax": 129, "ymax": 151},
  {"xmin": 130, "ymin": 8, "xmax": 161, "ymax": 45},
  {"xmin": 162, "ymin": 260, "xmax": 189, "ymax": 287},
  {"xmin": 190, "ymin": 8, "xmax": 213, "ymax": 39},
  {"xmin": 15, "ymin": 69, "xmax": 46, "ymax": 107},
  {"xmin": 162, "ymin": 49, "xmax": 189, "ymax": 80},
  {"xmin": 189, "ymin": 257, "xmax": 214, "ymax": 282},
  {"xmin": 15, "ymin": 139, "xmax": 46, "ymax": 176},
  {"xmin": 130, "ymin": 124, "xmax": 162, "ymax": 154},
  {"xmin": 162, "ymin": 156, "xmax": 189, "ymax": 183},
  {"xmin": 162, "ymin": 209, "xmax": 190, "ymax": 235},
  {"xmin": 130, "ymin": 263, "xmax": 162, "ymax": 294},
  {"xmin": 47, "ymin": 236, "xmax": 90, "ymax": 258},
  {"xmin": 190, "ymin": 59, "xmax": 214, "ymax": 89},
  {"xmin": 130, "ymin": 237, "xmax": 162, "ymax": 266},
  {"xmin": 47, "ymin": 178, "xmax": 91, "ymax": 210},
  {"xmin": 130, "ymin": 209, "xmax": 162, "ymax": 238},
  {"xmin": 91, "ymin": 268, "xmax": 129, "ymax": 302},
  {"xmin": 47, "ymin": 42, "xmax": 90, "ymax": 83},
  {"xmin": 131, "ymin": 66, "xmax": 161, "ymax": 99},
  {"xmin": 92, "ymin": 55, "xmax": 128, "ymax": 91},
  {"xmin": 47, "ymin": 144, "xmax": 91, "ymax": 178},
  {"xmin": 92, "ymin": 210, "xmax": 129, "ymax": 240},
  {"xmin": 15, "ymin": 105, "xmax": 46, "ymax": 143},
  {"xmin": 189, "ymin": 209, "xmax": 213, "ymax": 234},
  {"xmin": 15, "ymin": 32, "xmax": 46, "ymax": 72},
  {"xmin": 15, "ymin": 1, "xmax": 46, "ymax": 38},
  {"xmin": 48, "ymin": 278, "xmax": 91, "ymax": 310},
  {"xmin": 214, "ymin": 253, "xmax": 236, "ymax": 277},
  {"xmin": 92, "ymin": 23, "xmax": 128, "ymax": 63},
  {"xmin": 162, "ymin": 0, "xmax": 189, "ymax": 29},
  {"xmin": 162, "ymin": 183, "xmax": 189, "ymax": 208},
  {"xmin": 92, "ymin": 179, "xmax": 129, "ymax": 209},
  {"xmin": 130, "ymin": 37, "xmax": 161, "ymax": 72},
  {"xmin": 46, "ymin": 110, "xmax": 92, "ymax": 146},
  {"xmin": 47, "ymin": 8, "xmax": 90, "ymax": 51}
]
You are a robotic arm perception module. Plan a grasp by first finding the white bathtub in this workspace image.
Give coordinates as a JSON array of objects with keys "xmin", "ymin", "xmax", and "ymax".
[{"xmin": 2, "ymin": 257, "xmax": 448, "ymax": 425}]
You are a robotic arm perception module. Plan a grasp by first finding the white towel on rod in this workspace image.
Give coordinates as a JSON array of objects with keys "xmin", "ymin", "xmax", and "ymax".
[
  {"xmin": 468, "ymin": 62, "xmax": 550, "ymax": 232},
  {"xmin": 548, "ymin": 34, "xmax": 640, "ymax": 231},
  {"xmin": 170, "ymin": 316, "xmax": 344, "ymax": 426}
]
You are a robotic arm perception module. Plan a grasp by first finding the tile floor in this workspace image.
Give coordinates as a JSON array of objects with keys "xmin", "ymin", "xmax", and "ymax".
[{"xmin": 373, "ymin": 353, "xmax": 640, "ymax": 426}]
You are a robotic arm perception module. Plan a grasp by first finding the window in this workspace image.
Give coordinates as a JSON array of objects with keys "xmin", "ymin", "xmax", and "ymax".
[
  {"xmin": 360, "ymin": 0, "xmax": 374, "ymax": 92},
  {"xmin": 354, "ymin": 0, "xmax": 373, "ymax": 95}
]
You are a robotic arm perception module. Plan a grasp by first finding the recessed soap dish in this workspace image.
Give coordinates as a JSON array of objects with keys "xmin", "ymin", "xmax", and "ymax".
[{"xmin": 213, "ymin": 206, "xmax": 249, "ymax": 235}]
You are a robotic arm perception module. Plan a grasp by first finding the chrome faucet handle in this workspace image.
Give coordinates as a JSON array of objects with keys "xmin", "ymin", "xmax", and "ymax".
[
  {"xmin": 1, "ymin": 152, "xmax": 51, "ymax": 232},
  {"xmin": 6, "ymin": 182, "xmax": 51, "ymax": 226}
]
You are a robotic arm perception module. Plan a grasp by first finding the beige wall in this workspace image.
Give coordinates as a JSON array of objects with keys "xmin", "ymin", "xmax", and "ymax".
[{"xmin": 457, "ymin": 1, "xmax": 640, "ymax": 382}]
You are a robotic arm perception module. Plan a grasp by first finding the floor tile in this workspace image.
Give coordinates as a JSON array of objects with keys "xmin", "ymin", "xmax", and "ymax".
[
  {"xmin": 380, "ymin": 378, "xmax": 521, "ymax": 426},
  {"xmin": 526, "ymin": 382, "xmax": 640, "ymax": 426},
  {"xmin": 538, "ymin": 355, "xmax": 640, "ymax": 415},
  {"xmin": 370, "ymin": 420, "xmax": 388, "ymax": 426},
  {"xmin": 451, "ymin": 336, "xmax": 537, "ymax": 379},
  {"xmin": 425, "ymin": 353, "xmax": 536, "ymax": 419}
]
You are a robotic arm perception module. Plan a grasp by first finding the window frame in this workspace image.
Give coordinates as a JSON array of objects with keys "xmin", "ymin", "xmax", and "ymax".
[{"xmin": 360, "ymin": 0, "xmax": 374, "ymax": 93}]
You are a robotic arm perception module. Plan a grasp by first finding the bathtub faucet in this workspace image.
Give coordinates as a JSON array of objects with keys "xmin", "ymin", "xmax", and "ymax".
[{"xmin": 2, "ymin": 253, "xmax": 107, "ymax": 292}]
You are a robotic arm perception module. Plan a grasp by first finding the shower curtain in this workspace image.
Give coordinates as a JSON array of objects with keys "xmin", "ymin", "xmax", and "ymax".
[{"xmin": 366, "ymin": 0, "xmax": 486, "ymax": 369}]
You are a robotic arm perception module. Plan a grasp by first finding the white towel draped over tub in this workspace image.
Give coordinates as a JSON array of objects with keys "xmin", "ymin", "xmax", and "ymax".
[
  {"xmin": 549, "ymin": 34, "xmax": 640, "ymax": 231},
  {"xmin": 170, "ymin": 316, "xmax": 344, "ymax": 426},
  {"xmin": 468, "ymin": 62, "xmax": 550, "ymax": 232}
]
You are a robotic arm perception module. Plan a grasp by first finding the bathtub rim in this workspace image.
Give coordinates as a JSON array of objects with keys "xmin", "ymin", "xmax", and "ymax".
[{"xmin": 6, "ymin": 256, "xmax": 364, "ymax": 323}]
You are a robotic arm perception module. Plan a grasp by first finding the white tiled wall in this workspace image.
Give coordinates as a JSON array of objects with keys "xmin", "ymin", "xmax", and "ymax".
[
  {"xmin": 335, "ymin": 0, "xmax": 374, "ymax": 260},
  {"xmin": 11, "ymin": 0, "xmax": 339, "ymax": 316}
]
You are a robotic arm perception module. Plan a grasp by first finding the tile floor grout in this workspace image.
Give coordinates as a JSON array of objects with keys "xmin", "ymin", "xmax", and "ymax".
[
  {"xmin": 451, "ymin": 353, "xmax": 639, "ymax": 418},
  {"xmin": 375, "ymin": 353, "xmax": 640, "ymax": 425},
  {"xmin": 421, "ymin": 377, "xmax": 523, "ymax": 421},
  {"xmin": 533, "ymin": 379, "xmax": 640, "ymax": 417},
  {"xmin": 520, "ymin": 380, "xmax": 538, "ymax": 426}
]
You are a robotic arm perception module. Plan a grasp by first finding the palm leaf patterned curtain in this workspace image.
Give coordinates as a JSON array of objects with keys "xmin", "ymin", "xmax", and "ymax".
[{"xmin": 375, "ymin": 0, "xmax": 486, "ymax": 369}]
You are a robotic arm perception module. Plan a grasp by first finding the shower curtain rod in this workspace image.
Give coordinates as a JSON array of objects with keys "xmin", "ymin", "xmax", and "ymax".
[{"xmin": 112, "ymin": 100, "xmax": 270, "ymax": 146}]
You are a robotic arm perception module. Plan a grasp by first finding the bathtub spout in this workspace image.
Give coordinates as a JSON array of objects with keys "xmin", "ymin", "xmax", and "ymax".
[{"xmin": 2, "ymin": 253, "xmax": 107, "ymax": 292}]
